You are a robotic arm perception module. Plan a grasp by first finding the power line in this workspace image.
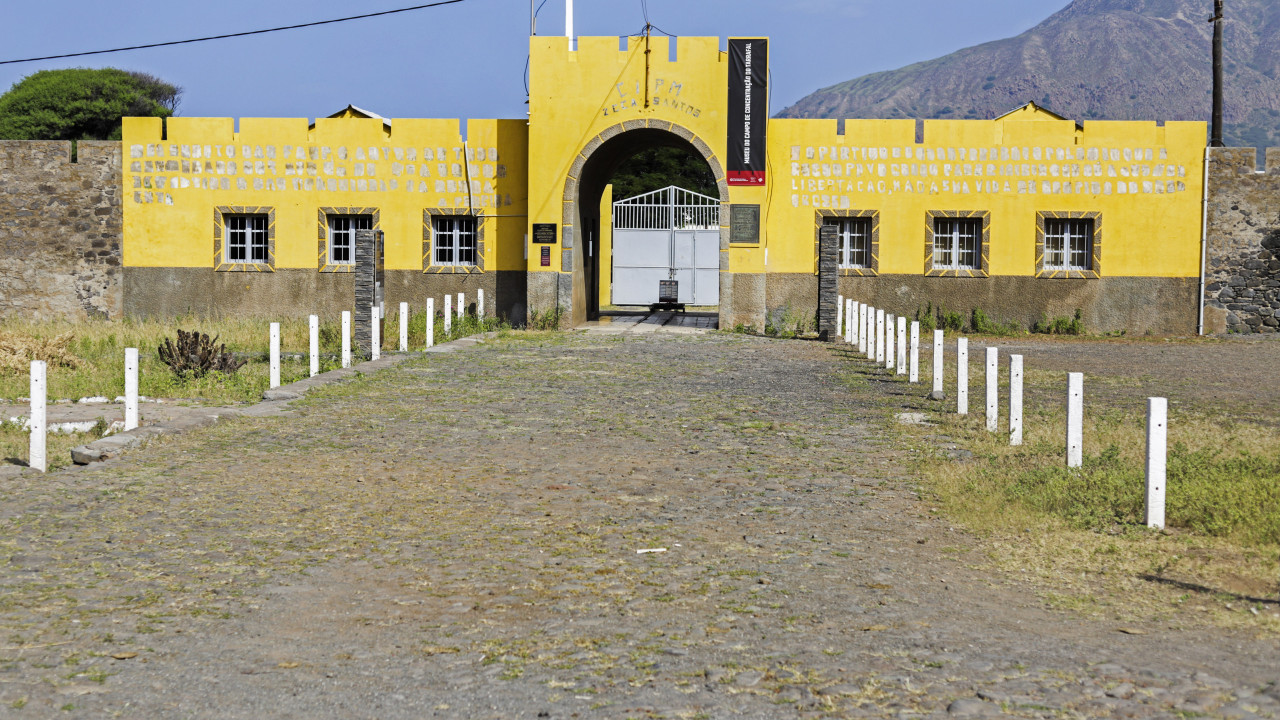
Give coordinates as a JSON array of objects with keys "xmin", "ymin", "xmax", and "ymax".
[{"xmin": 0, "ymin": 0, "xmax": 467, "ymax": 66}]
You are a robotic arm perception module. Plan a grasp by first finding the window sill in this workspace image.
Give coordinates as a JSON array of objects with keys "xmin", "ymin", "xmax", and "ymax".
[
  {"xmin": 319, "ymin": 263, "xmax": 356, "ymax": 274},
  {"xmin": 425, "ymin": 265, "xmax": 482, "ymax": 275},
  {"xmin": 216, "ymin": 262, "xmax": 274, "ymax": 273},
  {"xmin": 1037, "ymin": 269, "xmax": 1100, "ymax": 279}
]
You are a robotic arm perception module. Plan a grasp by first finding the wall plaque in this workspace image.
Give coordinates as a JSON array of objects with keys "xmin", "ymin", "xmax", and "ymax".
[
  {"xmin": 540, "ymin": 246, "xmax": 551, "ymax": 267},
  {"xmin": 532, "ymin": 223, "xmax": 558, "ymax": 244},
  {"xmin": 730, "ymin": 204, "xmax": 761, "ymax": 245}
]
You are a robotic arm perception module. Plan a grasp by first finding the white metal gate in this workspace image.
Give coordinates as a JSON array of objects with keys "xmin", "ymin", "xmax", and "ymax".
[{"xmin": 612, "ymin": 186, "xmax": 720, "ymax": 306}]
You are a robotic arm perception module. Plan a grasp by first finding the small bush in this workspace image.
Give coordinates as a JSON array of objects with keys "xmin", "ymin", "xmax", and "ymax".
[
  {"xmin": 940, "ymin": 307, "xmax": 964, "ymax": 332},
  {"xmin": 529, "ymin": 308, "xmax": 563, "ymax": 331},
  {"xmin": 0, "ymin": 331, "xmax": 81, "ymax": 373},
  {"xmin": 915, "ymin": 303, "xmax": 937, "ymax": 333},
  {"xmin": 157, "ymin": 330, "xmax": 246, "ymax": 379},
  {"xmin": 969, "ymin": 308, "xmax": 1022, "ymax": 336},
  {"xmin": 1032, "ymin": 308, "xmax": 1084, "ymax": 335}
]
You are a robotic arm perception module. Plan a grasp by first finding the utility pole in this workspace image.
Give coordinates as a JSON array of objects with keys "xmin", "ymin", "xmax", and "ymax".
[{"xmin": 1210, "ymin": 0, "xmax": 1225, "ymax": 147}]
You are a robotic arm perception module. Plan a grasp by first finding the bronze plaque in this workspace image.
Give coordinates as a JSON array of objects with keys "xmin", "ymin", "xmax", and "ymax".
[{"xmin": 730, "ymin": 204, "xmax": 760, "ymax": 245}]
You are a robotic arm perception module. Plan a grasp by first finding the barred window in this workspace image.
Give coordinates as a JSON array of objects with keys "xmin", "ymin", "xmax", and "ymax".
[
  {"xmin": 1044, "ymin": 218, "xmax": 1093, "ymax": 271},
  {"xmin": 226, "ymin": 215, "xmax": 268, "ymax": 264},
  {"xmin": 433, "ymin": 216, "xmax": 477, "ymax": 266},
  {"xmin": 827, "ymin": 217, "xmax": 872, "ymax": 269},
  {"xmin": 932, "ymin": 218, "xmax": 981, "ymax": 270},
  {"xmin": 328, "ymin": 215, "xmax": 372, "ymax": 265}
]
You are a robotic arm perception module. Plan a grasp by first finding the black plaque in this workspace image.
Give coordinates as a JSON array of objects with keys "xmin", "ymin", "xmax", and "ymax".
[
  {"xmin": 730, "ymin": 204, "xmax": 761, "ymax": 245},
  {"xmin": 532, "ymin": 223, "xmax": 558, "ymax": 244},
  {"xmin": 540, "ymin": 246, "xmax": 551, "ymax": 267}
]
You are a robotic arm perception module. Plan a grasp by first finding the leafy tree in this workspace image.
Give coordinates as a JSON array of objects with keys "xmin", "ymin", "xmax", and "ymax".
[
  {"xmin": 608, "ymin": 146, "xmax": 717, "ymax": 200},
  {"xmin": 0, "ymin": 68, "xmax": 181, "ymax": 141}
]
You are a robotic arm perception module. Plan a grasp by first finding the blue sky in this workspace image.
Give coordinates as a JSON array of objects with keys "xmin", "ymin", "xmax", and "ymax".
[{"xmin": 1, "ymin": 0, "xmax": 1069, "ymax": 121}]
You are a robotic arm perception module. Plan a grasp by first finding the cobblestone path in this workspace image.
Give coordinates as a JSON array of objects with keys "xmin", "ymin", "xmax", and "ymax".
[{"xmin": 1, "ymin": 331, "xmax": 1276, "ymax": 718}]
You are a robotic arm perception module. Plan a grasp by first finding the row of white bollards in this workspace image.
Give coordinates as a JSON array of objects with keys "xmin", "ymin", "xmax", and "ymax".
[
  {"xmin": 836, "ymin": 294, "xmax": 1169, "ymax": 531},
  {"xmin": 28, "ymin": 344, "xmax": 143, "ymax": 473}
]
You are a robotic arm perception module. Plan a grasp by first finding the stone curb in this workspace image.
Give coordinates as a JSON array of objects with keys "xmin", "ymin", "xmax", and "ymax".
[{"xmin": 65, "ymin": 332, "xmax": 501, "ymax": 468}]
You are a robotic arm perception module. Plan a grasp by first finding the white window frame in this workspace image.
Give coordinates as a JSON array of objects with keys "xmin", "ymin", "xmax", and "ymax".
[
  {"xmin": 932, "ymin": 217, "xmax": 981, "ymax": 270},
  {"xmin": 226, "ymin": 214, "xmax": 268, "ymax": 264},
  {"xmin": 830, "ymin": 217, "xmax": 872, "ymax": 269},
  {"xmin": 328, "ymin": 215, "xmax": 372, "ymax": 265},
  {"xmin": 1043, "ymin": 218, "xmax": 1093, "ymax": 272},
  {"xmin": 433, "ymin": 216, "xmax": 477, "ymax": 267}
]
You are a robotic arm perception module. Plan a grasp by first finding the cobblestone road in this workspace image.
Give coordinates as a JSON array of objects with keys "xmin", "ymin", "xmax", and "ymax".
[{"xmin": 0, "ymin": 329, "xmax": 1276, "ymax": 718}]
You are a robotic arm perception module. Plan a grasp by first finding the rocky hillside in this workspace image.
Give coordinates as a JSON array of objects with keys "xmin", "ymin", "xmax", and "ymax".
[{"xmin": 779, "ymin": 0, "xmax": 1280, "ymax": 150}]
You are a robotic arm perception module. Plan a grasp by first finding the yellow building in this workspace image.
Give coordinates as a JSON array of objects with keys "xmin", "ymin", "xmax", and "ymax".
[{"xmin": 121, "ymin": 35, "xmax": 1207, "ymax": 333}]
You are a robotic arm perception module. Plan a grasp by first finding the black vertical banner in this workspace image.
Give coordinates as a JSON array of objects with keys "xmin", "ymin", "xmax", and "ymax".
[{"xmin": 728, "ymin": 38, "xmax": 768, "ymax": 186}]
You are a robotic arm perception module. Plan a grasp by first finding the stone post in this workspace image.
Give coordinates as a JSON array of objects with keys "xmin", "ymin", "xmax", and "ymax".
[{"xmin": 817, "ymin": 223, "xmax": 839, "ymax": 340}]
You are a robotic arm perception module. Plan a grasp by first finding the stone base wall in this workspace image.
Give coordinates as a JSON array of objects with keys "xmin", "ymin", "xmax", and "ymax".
[
  {"xmin": 1204, "ymin": 147, "xmax": 1280, "ymax": 333},
  {"xmin": 0, "ymin": 141, "xmax": 122, "ymax": 320},
  {"xmin": 124, "ymin": 267, "xmax": 526, "ymax": 324}
]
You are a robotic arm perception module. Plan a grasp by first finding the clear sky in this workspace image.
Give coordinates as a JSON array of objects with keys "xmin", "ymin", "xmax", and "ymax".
[{"xmin": 1, "ymin": 0, "xmax": 1070, "ymax": 122}]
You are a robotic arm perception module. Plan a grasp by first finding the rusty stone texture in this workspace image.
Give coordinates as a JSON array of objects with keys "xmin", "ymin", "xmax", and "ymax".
[
  {"xmin": 1204, "ymin": 147, "xmax": 1280, "ymax": 334},
  {"xmin": 0, "ymin": 141, "xmax": 122, "ymax": 320}
]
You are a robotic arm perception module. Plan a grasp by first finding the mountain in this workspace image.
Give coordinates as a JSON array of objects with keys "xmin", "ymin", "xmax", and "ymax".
[{"xmin": 778, "ymin": 0, "xmax": 1280, "ymax": 150}]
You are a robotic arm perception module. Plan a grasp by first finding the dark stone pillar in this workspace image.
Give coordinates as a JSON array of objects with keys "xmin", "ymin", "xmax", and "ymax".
[
  {"xmin": 817, "ymin": 223, "xmax": 839, "ymax": 341},
  {"xmin": 354, "ymin": 229, "xmax": 380, "ymax": 359}
]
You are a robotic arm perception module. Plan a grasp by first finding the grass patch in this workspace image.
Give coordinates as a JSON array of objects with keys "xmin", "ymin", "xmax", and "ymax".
[
  {"xmin": 0, "ymin": 312, "xmax": 507, "ymax": 405},
  {"xmin": 904, "ymin": 405, "xmax": 1280, "ymax": 628}
]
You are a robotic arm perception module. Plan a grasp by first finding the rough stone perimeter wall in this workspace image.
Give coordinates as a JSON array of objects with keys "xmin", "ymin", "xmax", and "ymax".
[
  {"xmin": 0, "ymin": 141, "xmax": 123, "ymax": 321},
  {"xmin": 1204, "ymin": 147, "xmax": 1280, "ymax": 334}
]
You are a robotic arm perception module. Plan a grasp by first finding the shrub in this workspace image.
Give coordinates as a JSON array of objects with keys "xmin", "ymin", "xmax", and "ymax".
[
  {"xmin": 0, "ymin": 331, "xmax": 80, "ymax": 373},
  {"xmin": 529, "ymin": 308, "xmax": 563, "ymax": 331},
  {"xmin": 970, "ymin": 308, "xmax": 1022, "ymax": 336},
  {"xmin": 157, "ymin": 330, "xmax": 246, "ymax": 379},
  {"xmin": 1032, "ymin": 309, "xmax": 1084, "ymax": 335},
  {"xmin": 915, "ymin": 303, "xmax": 937, "ymax": 333}
]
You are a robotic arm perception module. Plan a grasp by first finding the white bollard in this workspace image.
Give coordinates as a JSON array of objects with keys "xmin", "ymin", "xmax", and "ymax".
[
  {"xmin": 309, "ymin": 314, "xmax": 320, "ymax": 377},
  {"xmin": 124, "ymin": 347, "xmax": 139, "ymax": 432},
  {"xmin": 885, "ymin": 314, "xmax": 896, "ymax": 370},
  {"xmin": 957, "ymin": 338, "xmax": 969, "ymax": 415},
  {"xmin": 478, "ymin": 288, "xmax": 486, "ymax": 320},
  {"xmin": 427, "ymin": 295, "xmax": 437, "ymax": 348},
  {"xmin": 444, "ymin": 295, "xmax": 453, "ymax": 335},
  {"xmin": 29, "ymin": 360, "xmax": 46, "ymax": 473},
  {"xmin": 269, "ymin": 322, "xmax": 280, "ymax": 389},
  {"xmin": 399, "ymin": 301, "xmax": 409, "ymax": 352},
  {"xmin": 1145, "ymin": 397, "xmax": 1168, "ymax": 529},
  {"xmin": 932, "ymin": 330, "xmax": 944, "ymax": 394},
  {"xmin": 876, "ymin": 309, "xmax": 885, "ymax": 363},
  {"xmin": 457, "ymin": 292, "xmax": 465, "ymax": 319},
  {"xmin": 985, "ymin": 347, "xmax": 998, "ymax": 432},
  {"xmin": 858, "ymin": 303, "xmax": 867, "ymax": 354},
  {"xmin": 1010, "ymin": 355, "xmax": 1024, "ymax": 446},
  {"xmin": 1066, "ymin": 372, "xmax": 1084, "ymax": 468},
  {"xmin": 896, "ymin": 317, "xmax": 907, "ymax": 376},
  {"xmin": 341, "ymin": 311, "xmax": 351, "ymax": 369},
  {"xmin": 371, "ymin": 307, "xmax": 381, "ymax": 362},
  {"xmin": 909, "ymin": 322, "xmax": 920, "ymax": 383},
  {"xmin": 837, "ymin": 294, "xmax": 844, "ymax": 339},
  {"xmin": 866, "ymin": 306, "xmax": 875, "ymax": 360},
  {"xmin": 849, "ymin": 299, "xmax": 860, "ymax": 345}
]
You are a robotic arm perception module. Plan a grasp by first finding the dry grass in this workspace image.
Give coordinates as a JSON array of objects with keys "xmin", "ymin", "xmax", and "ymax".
[
  {"xmin": 0, "ymin": 330, "xmax": 81, "ymax": 373},
  {"xmin": 900, "ymin": 398, "xmax": 1280, "ymax": 632}
]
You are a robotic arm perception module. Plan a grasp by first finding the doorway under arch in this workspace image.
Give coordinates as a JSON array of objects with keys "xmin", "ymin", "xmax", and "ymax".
[{"xmin": 560, "ymin": 122, "xmax": 730, "ymax": 325}]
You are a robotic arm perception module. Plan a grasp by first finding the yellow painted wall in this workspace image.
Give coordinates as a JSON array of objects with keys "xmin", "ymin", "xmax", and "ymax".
[
  {"xmin": 599, "ymin": 184, "xmax": 613, "ymax": 308},
  {"xmin": 527, "ymin": 35, "xmax": 746, "ymax": 274},
  {"xmin": 767, "ymin": 109, "xmax": 1206, "ymax": 277},
  {"xmin": 121, "ymin": 115, "xmax": 528, "ymax": 272}
]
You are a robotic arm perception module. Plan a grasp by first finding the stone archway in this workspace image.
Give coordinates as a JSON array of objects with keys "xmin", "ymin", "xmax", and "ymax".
[{"xmin": 558, "ymin": 120, "xmax": 731, "ymax": 326}]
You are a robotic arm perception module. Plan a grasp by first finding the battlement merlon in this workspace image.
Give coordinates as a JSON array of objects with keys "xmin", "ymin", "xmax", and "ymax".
[{"xmin": 121, "ymin": 116, "xmax": 524, "ymax": 148}]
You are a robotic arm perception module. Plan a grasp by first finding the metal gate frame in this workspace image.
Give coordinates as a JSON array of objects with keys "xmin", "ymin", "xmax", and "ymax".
[{"xmin": 612, "ymin": 186, "xmax": 720, "ymax": 305}]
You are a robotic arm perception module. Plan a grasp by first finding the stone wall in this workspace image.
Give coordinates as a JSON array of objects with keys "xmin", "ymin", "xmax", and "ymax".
[
  {"xmin": 0, "ymin": 141, "xmax": 123, "ymax": 320},
  {"xmin": 1203, "ymin": 147, "xmax": 1280, "ymax": 333}
]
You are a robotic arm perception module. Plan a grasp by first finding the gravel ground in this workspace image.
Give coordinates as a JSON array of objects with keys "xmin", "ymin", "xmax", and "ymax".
[{"xmin": 0, "ymin": 327, "xmax": 1277, "ymax": 718}]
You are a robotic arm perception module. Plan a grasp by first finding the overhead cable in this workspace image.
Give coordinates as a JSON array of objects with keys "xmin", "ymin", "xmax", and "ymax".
[{"xmin": 0, "ymin": 0, "xmax": 467, "ymax": 66}]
